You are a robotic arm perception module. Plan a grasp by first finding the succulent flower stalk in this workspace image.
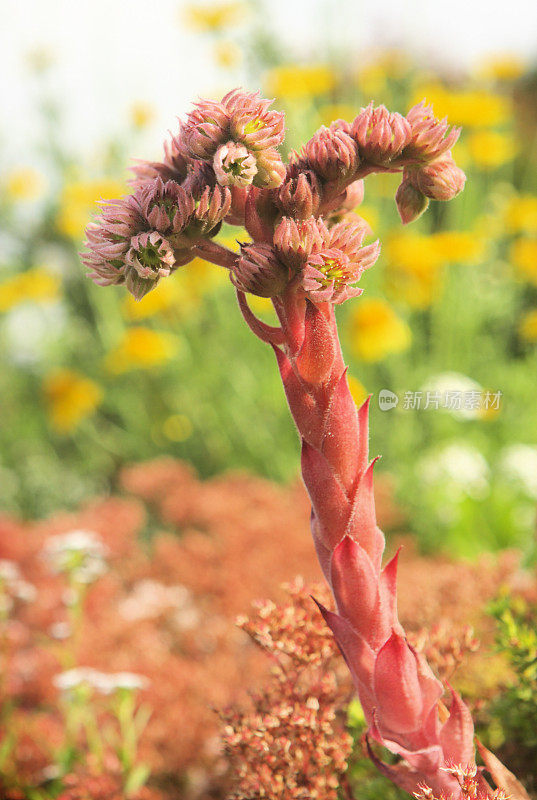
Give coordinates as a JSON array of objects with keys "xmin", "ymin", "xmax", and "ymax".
[{"xmin": 80, "ymin": 87, "xmax": 521, "ymax": 799}]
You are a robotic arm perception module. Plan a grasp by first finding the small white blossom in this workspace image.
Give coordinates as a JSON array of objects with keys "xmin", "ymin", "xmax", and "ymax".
[
  {"xmin": 419, "ymin": 443, "xmax": 490, "ymax": 500},
  {"xmin": 42, "ymin": 529, "xmax": 108, "ymax": 584},
  {"xmin": 499, "ymin": 444, "xmax": 537, "ymax": 500},
  {"xmin": 53, "ymin": 667, "xmax": 149, "ymax": 695},
  {"xmin": 118, "ymin": 579, "xmax": 198, "ymax": 631}
]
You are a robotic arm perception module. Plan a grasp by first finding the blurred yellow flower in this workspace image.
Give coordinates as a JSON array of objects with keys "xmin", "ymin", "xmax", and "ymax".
[
  {"xmin": 130, "ymin": 101, "xmax": 155, "ymax": 129},
  {"xmin": 162, "ymin": 414, "xmax": 193, "ymax": 442},
  {"xmin": 123, "ymin": 278, "xmax": 186, "ymax": 321},
  {"xmin": 510, "ymin": 238, "xmax": 537, "ymax": 285},
  {"xmin": 318, "ymin": 104, "xmax": 358, "ymax": 128},
  {"xmin": 5, "ymin": 168, "xmax": 45, "ymax": 202},
  {"xmin": 384, "ymin": 233, "xmax": 444, "ymax": 308},
  {"xmin": 412, "ymin": 83, "xmax": 509, "ymax": 127},
  {"xmin": 429, "ymin": 231, "xmax": 486, "ymax": 264},
  {"xmin": 0, "ymin": 268, "xmax": 60, "ymax": 313},
  {"xmin": 519, "ymin": 309, "xmax": 537, "ymax": 343},
  {"xmin": 503, "ymin": 195, "xmax": 537, "ymax": 234},
  {"xmin": 105, "ymin": 327, "xmax": 180, "ymax": 373},
  {"xmin": 356, "ymin": 51, "xmax": 409, "ymax": 96},
  {"xmin": 347, "ymin": 298, "xmax": 411, "ymax": 362},
  {"xmin": 57, "ymin": 178, "xmax": 125, "ymax": 241},
  {"xmin": 43, "ymin": 369, "xmax": 102, "ymax": 433},
  {"xmin": 214, "ymin": 41, "xmax": 242, "ymax": 69},
  {"xmin": 265, "ymin": 65, "xmax": 336, "ymax": 99},
  {"xmin": 183, "ymin": 2, "xmax": 245, "ymax": 31},
  {"xmin": 347, "ymin": 376, "xmax": 368, "ymax": 407},
  {"xmin": 477, "ymin": 55, "xmax": 525, "ymax": 83},
  {"xmin": 466, "ymin": 130, "xmax": 515, "ymax": 170},
  {"xmin": 355, "ymin": 204, "xmax": 379, "ymax": 232}
]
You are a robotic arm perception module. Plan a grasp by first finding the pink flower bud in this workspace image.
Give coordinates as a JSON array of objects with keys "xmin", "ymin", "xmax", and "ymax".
[
  {"xmin": 341, "ymin": 179, "xmax": 365, "ymax": 211},
  {"xmin": 273, "ymin": 216, "xmax": 328, "ymax": 270},
  {"xmin": 124, "ymin": 231, "xmax": 176, "ymax": 300},
  {"xmin": 276, "ymin": 165, "xmax": 322, "ymax": 220},
  {"xmin": 404, "ymin": 101, "xmax": 461, "ymax": 162},
  {"xmin": 183, "ymin": 98, "xmax": 230, "ymax": 159},
  {"xmin": 137, "ymin": 178, "xmax": 195, "ymax": 234},
  {"xmin": 213, "ymin": 141, "xmax": 258, "ymax": 188},
  {"xmin": 395, "ymin": 174, "xmax": 429, "ymax": 224},
  {"xmin": 301, "ymin": 126, "xmax": 359, "ymax": 181},
  {"xmin": 414, "ymin": 153, "xmax": 466, "ymax": 201},
  {"xmin": 231, "ymin": 243, "xmax": 290, "ymax": 297},
  {"xmin": 226, "ymin": 89, "xmax": 285, "ymax": 151},
  {"xmin": 254, "ymin": 147, "xmax": 286, "ymax": 189},
  {"xmin": 352, "ymin": 103, "xmax": 411, "ymax": 165}
]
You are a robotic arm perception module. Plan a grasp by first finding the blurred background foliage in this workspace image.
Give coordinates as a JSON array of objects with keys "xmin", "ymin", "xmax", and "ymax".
[{"xmin": 2, "ymin": 0, "xmax": 537, "ymax": 563}]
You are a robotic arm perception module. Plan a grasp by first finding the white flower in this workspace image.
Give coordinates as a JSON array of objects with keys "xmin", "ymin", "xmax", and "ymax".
[
  {"xmin": 499, "ymin": 444, "xmax": 537, "ymax": 499},
  {"xmin": 419, "ymin": 442, "xmax": 490, "ymax": 500},
  {"xmin": 118, "ymin": 579, "xmax": 198, "ymax": 630},
  {"xmin": 0, "ymin": 559, "xmax": 37, "ymax": 612},
  {"xmin": 53, "ymin": 667, "xmax": 149, "ymax": 695},
  {"xmin": 42, "ymin": 529, "xmax": 108, "ymax": 584},
  {"xmin": 421, "ymin": 372, "xmax": 483, "ymax": 420}
]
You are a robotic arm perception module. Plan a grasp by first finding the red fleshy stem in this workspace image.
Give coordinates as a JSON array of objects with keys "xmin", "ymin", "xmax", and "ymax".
[{"xmin": 241, "ymin": 286, "xmax": 479, "ymax": 799}]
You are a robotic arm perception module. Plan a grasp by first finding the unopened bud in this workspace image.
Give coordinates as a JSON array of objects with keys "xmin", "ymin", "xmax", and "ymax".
[
  {"xmin": 414, "ymin": 154, "xmax": 466, "ymax": 201},
  {"xmin": 395, "ymin": 175, "xmax": 429, "ymax": 224},
  {"xmin": 231, "ymin": 242, "xmax": 290, "ymax": 297}
]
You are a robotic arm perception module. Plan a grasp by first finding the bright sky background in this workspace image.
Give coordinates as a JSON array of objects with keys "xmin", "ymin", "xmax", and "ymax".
[{"xmin": 1, "ymin": 0, "xmax": 537, "ymax": 164}]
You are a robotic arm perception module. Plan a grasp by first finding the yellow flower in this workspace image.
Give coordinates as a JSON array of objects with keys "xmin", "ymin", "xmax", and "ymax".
[
  {"xmin": 0, "ymin": 268, "xmax": 60, "ymax": 313},
  {"xmin": 429, "ymin": 231, "xmax": 486, "ymax": 264},
  {"xmin": 384, "ymin": 232, "xmax": 445, "ymax": 308},
  {"xmin": 466, "ymin": 130, "xmax": 515, "ymax": 170},
  {"xmin": 503, "ymin": 195, "xmax": 537, "ymax": 234},
  {"xmin": 477, "ymin": 55, "xmax": 525, "ymax": 82},
  {"xmin": 317, "ymin": 104, "xmax": 358, "ymax": 129},
  {"xmin": 412, "ymin": 83, "xmax": 510, "ymax": 128},
  {"xmin": 214, "ymin": 41, "xmax": 242, "ymax": 69},
  {"xmin": 105, "ymin": 327, "xmax": 180, "ymax": 373},
  {"xmin": 519, "ymin": 310, "xmax": 537, "ymax": 343},
  {"xmin": 182, "ymin": 2, "xmax": 245, "ymax": 31},
  {"xmin": 265, "ymin": 65, "xmax": 336, "ymax": 99},
  {"xmin": 510, "ymin": 238, "xmax": 537, "ymax": 284},
  {"xmin": 5, "ymin": 168, "xmax": 45, "ymax": 201},
  {"xmin": 123, "ymin": 279, "xmax": 186, "ymax": 321},
  {"xmin": 130, "ymin": 101, "xmax": 155, "ymax": 129},
  {"xmin": 347, "ymin": 376, "xmax": 368, "ymax": 407},
  {"xmin": 43, "ymin": 369, "xmax": 102, "ymax": 433},
  {"xmin": 57, "ymin": 178, "xmax": 125, "ymax": 240},
  {"xmin": 355, "ymin": 204, "xmax": 379, "ymax": 232},
  {"xmin": 347, "ymin": 299, "xmax": 411, "ymax": 362}
]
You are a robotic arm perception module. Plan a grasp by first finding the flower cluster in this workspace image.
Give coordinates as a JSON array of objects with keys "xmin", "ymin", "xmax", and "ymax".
[
  {"xmin": 82, "ymin": 88, "xmax": 465, "ymax": 305},
  {"xmin": 82, "ymin": 178, "xmax": 230, "ymax": 299}
]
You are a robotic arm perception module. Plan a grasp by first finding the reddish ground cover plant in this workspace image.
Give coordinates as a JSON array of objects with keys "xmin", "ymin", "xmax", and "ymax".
[
  {"xmin": 0, "ymin": 460, "xmax": 533, "ymax": 796},
  {"xmin": 78, "ymin": 88, "xmax": 533, "ymax": 795}
]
